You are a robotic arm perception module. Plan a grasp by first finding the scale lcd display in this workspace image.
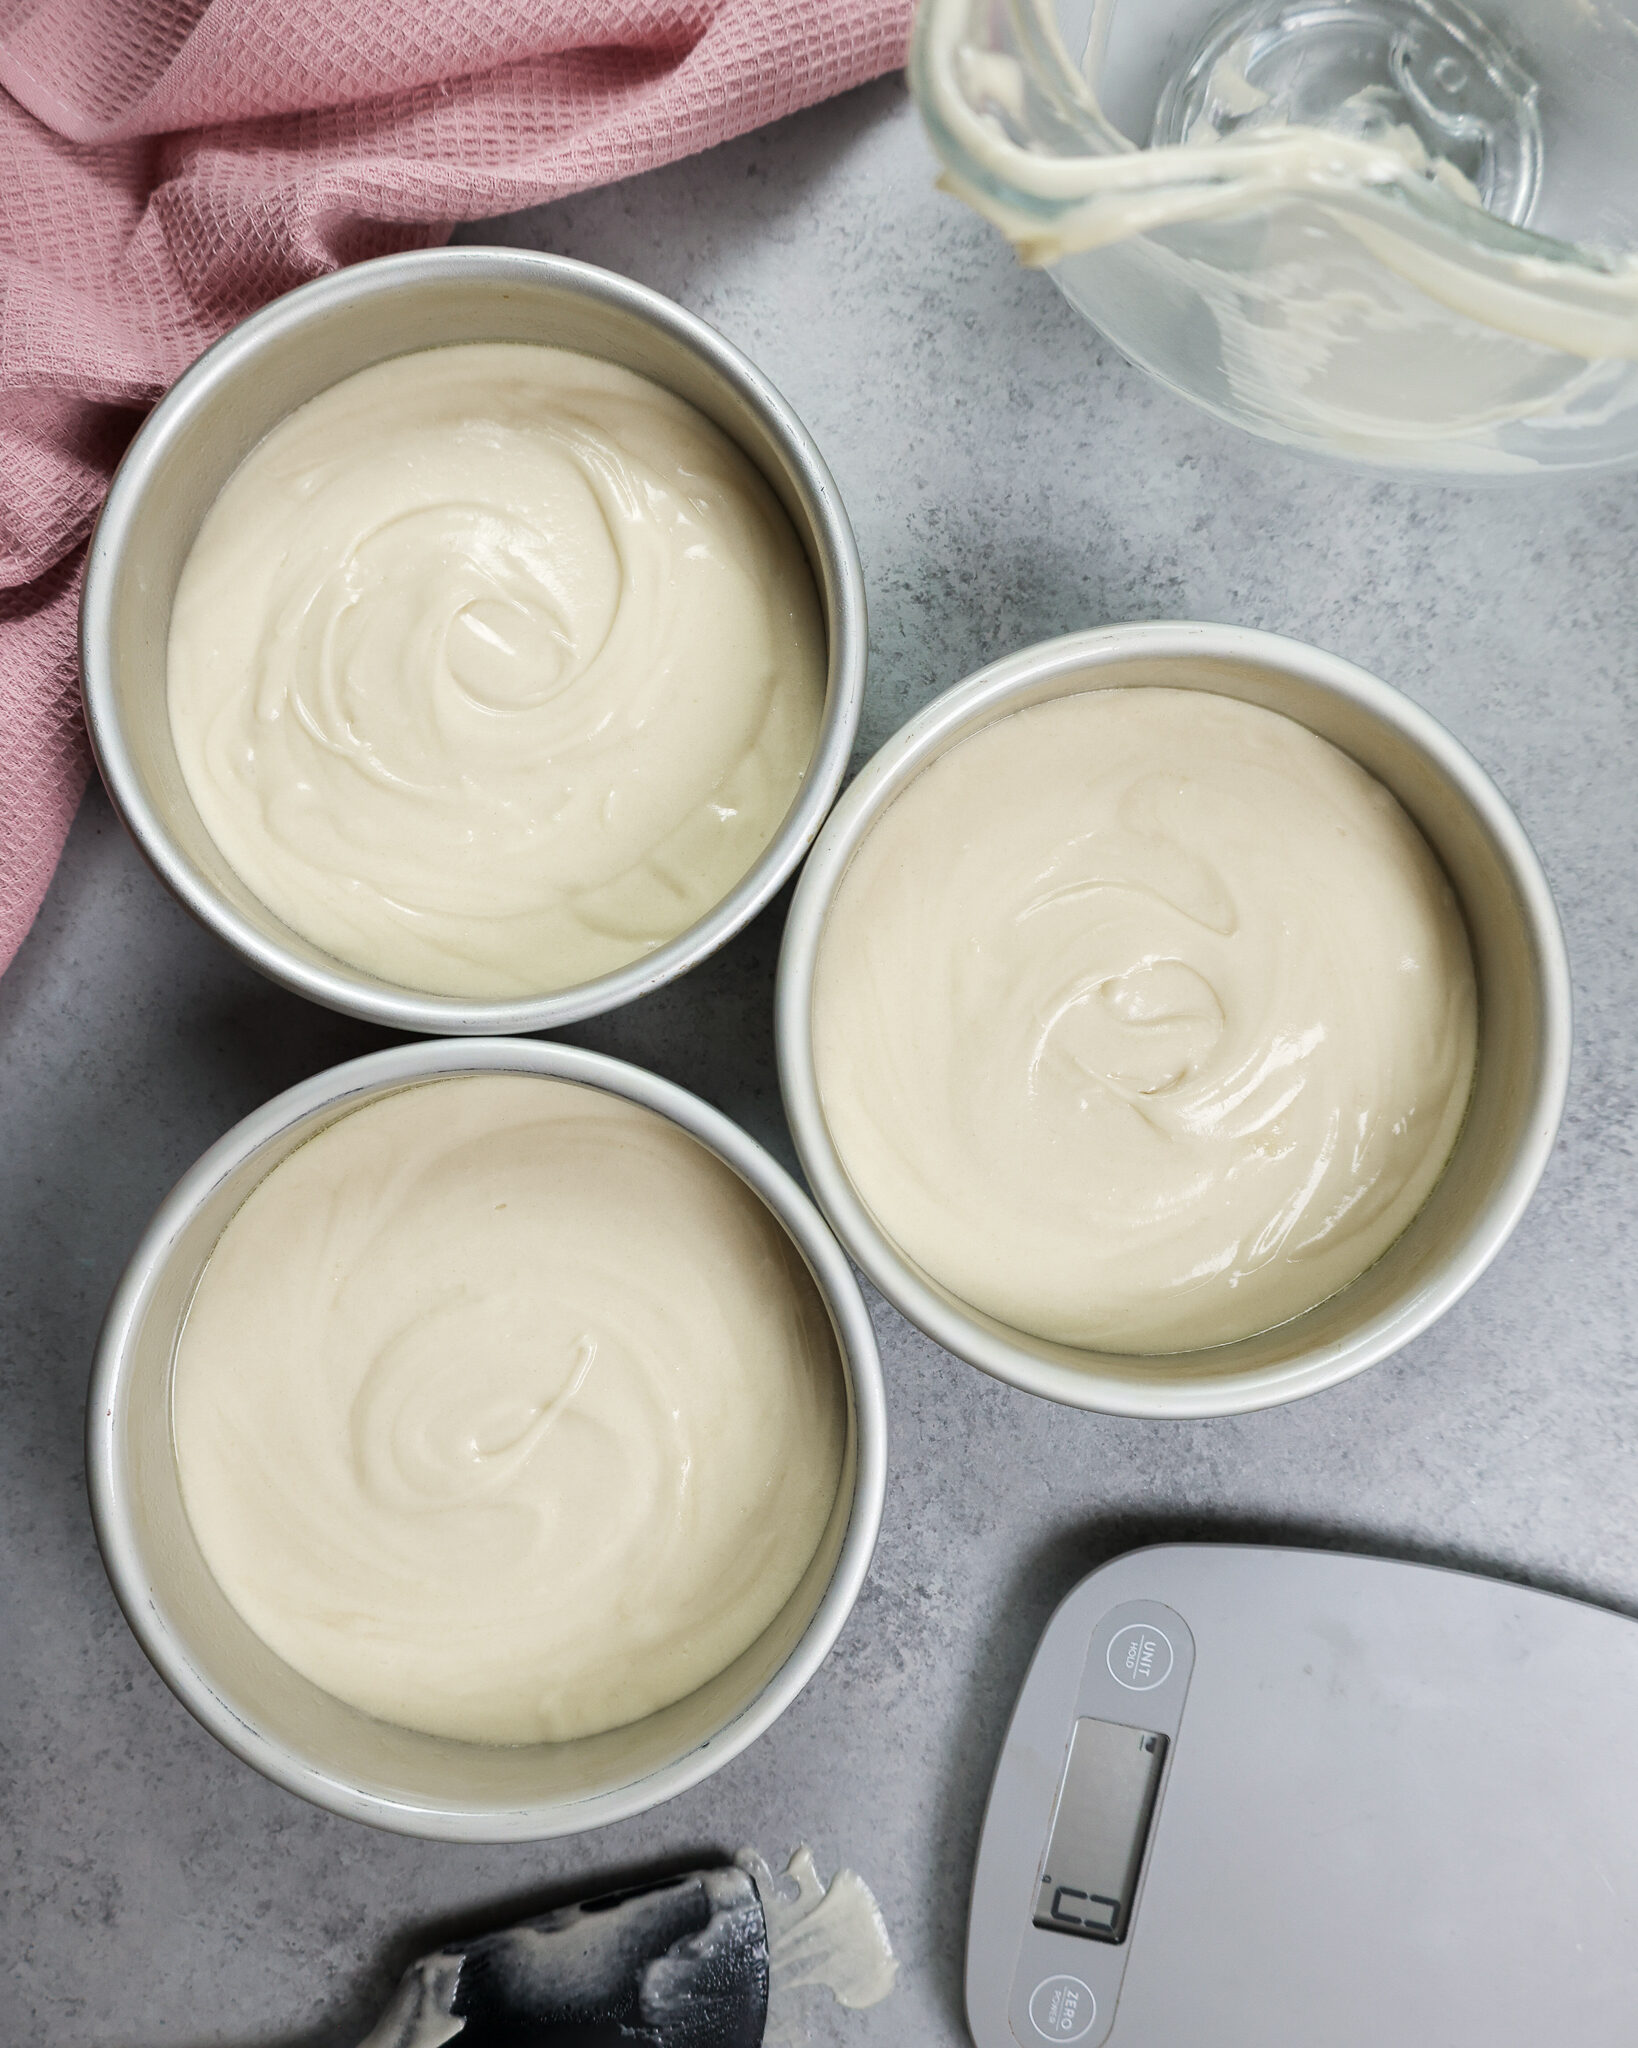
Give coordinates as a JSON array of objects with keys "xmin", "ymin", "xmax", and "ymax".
[{"xmin": 1033, "ymin": 1717, "xmax": 1167, "ymax": 1944}]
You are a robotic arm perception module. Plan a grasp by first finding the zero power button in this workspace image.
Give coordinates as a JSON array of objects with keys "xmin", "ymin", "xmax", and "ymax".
[
  {"xmin": 1106, "ymin": 1622, "xmax": 1174, "ymax": 1692},
  {"xmin": 1028, "ymin": 1974, "xmax": 1097, "ymax": 2041}
]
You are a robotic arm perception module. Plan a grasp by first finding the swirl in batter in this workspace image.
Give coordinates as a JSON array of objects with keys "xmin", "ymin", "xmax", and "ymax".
[
  {"xmin": 167, "ymin": 344, "xmax": 826, "ymax": 999},
  {"xmin": 812, "ymin": 688, "xmax": 1477, "ymax": 1354},
  {"xmin": 170, "ymin": 1076, "xmax": 847, "ymax": 1744}
]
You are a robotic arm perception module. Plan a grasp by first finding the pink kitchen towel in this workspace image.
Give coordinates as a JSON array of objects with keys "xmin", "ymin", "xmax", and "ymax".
[{"xmin": 0, "ymin": 0, "xmax": 914, "ymax": 976}]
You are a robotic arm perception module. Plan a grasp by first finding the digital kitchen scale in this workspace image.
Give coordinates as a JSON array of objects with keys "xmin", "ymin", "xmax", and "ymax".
[{"xmin": 968, "ymin": 1545, "xmax": 1638, "ymax": 2046}]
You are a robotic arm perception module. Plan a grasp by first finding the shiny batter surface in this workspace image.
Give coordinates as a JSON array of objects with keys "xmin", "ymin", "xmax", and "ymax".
[
  {"xmin": 167, "ymin": 344, "xmax": 826, "ymax": 999},
  {"xmin": 812, "ymin": 688, "xmax": 1477, "ymax": 1354},
  {"xmin": 171, "ymin": 1075, "xmax": 847, "ymax": 1744}
]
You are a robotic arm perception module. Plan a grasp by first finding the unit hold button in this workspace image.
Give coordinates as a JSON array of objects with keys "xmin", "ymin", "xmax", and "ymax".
[
  {"xmin": 1028, "ymin": 1974, "xmax": 1097, "ymax": 2042},
  {"xmin": 1106, "ymin": 1622, "xmax": 1173, "ymax": 1691}
]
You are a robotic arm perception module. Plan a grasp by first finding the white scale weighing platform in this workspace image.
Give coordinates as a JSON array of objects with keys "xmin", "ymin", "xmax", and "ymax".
[{"xmin": 967, "ymin": 1545, "xmax": 1638, "ymax": 2046}]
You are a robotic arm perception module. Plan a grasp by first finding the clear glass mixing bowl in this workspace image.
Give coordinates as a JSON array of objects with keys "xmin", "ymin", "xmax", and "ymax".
[{"xmin": 911, "ymin": 0, "xmax": 1638, "ymax": 473}]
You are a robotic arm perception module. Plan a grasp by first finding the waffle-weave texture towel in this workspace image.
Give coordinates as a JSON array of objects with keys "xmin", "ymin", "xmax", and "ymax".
[{"xmin": 0, "ymin": 0, "xmax": 912, "ymax": 975}]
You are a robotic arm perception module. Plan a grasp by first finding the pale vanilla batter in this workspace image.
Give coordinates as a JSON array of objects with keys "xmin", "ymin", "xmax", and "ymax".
[
  {"xmin": 167, "ymin": 344, "xmax": 826, "ymax": 998},
  {"xmin": 812, "ymin": 688, "xmax": 1477, "ymax": 1354},
  {"xmin": 171, "ymin": 1074, "xmax": 847, "ymax": 1744}
]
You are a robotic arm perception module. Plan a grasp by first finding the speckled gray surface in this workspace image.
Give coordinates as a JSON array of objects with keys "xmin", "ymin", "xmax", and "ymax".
[{"xmin": 4, "ymin": 70, "xmax": 1638, "ymax": 2048}]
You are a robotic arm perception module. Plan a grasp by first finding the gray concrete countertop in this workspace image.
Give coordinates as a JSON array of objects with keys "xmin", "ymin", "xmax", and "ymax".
[{"xmin": 4, "ymin": 73, "xmax": 1637, "ymax": 2047}]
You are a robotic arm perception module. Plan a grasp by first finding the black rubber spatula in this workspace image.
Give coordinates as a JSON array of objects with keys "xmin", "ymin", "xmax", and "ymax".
[{"xmin": 358, "ymin": 1850, "xmax": 895, "ymax": 2047}]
